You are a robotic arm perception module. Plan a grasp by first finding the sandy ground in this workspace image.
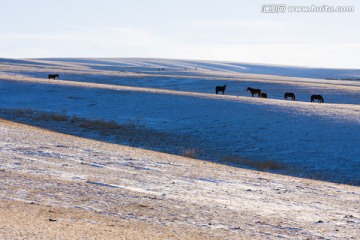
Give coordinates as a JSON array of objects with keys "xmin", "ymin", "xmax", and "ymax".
[
  {"xmin": 1, "ymin": 119, "xmax": 359, "ymax": 239},
  {"xmin": 0, "ymin": 199, "xmax": 209, "ymax": 240}
]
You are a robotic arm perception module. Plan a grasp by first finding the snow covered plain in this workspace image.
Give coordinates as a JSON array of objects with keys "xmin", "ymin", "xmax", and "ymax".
[
  {"xmin": 1, "ymin": 119, "xmax": 359, "ymax": 239},
  {"xmin": 0, "ymin": 58, "xmax": 359, "ymax": 239},
  {"xmin": 0, "ymin": 58, "xmax": 359, "ymax": 184}
]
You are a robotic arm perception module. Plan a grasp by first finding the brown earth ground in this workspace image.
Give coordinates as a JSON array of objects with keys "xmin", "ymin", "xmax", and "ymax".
[{"xmin": 0, "ymin": 119, "xmax": 359, "ymax": 239}]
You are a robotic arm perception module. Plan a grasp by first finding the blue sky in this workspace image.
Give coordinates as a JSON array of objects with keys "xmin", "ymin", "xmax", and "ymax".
[{"xmin": 1, "ymin": 0, "xmax": 359, "ymax": 68}]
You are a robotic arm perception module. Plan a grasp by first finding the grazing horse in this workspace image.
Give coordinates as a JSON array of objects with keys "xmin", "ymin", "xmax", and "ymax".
[
  {"xmin": 260, "ymin": 92, "xmax": 267, "ymax": 98},
  {"xmin": 284, "ymin": 92, "xmax": 296, "ymax": 101},
  {"xmin": 310, "ymin": 95, "xmax": 324, "ymax": 103},
  {"xmin": 48, "ymin": 74, "xmax": 59, "ymax": 79},
  {"xmin": 215, "ymin": 85, "xmax": 227, "ymax": 95},
  {"xmin": 247, "ymin": 87, "xmax": 261, "ymax": 97}
]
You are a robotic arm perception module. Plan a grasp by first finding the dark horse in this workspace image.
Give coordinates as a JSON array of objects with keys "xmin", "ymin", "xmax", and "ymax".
[
  {"xmin": 215, "ymin": 85, "xmax": 227, "ymax": 95},
  {"xmin": 260, "ymin": 92, "xmax": 267, "ymax": 98},
  {"xmin": 247, "ymin": 87, "xmax": 261, "ymax": 97},
  {"xmin": 284, "ymin": 92, "xmax": 296, "ymax": 101},
  {"xmin": 48, "ymin": 74, "xmax": 59, "ymax": 79},
  {"xmin": 310, "ymin": 95, "xmax": 324, "ymax": 103}
]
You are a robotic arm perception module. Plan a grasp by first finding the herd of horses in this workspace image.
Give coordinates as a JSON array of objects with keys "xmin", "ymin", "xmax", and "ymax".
[
  {"xmin": 216, "ymin": 85, "xmax": 324, "ymax": 103},
  {"xmin": 47, "ymin": 74, "xmax": 324, "ymax": 103}
]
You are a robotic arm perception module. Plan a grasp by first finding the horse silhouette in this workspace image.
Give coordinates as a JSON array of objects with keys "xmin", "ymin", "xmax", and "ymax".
[
  {"xmin": 215, "ymin": 85, "xmax": 227, "ymax": 95},
  {"xmin": 310, "ymin": 95, "xmax": 324, "ymax": 103},
  {"xmin": 284, "ymin": 92, "xmax": 296, "ymax": 101},
  {"xmin": 48, "ymin": 74, "xmax": 59, "ymax": 79},
  {"xmin": 247, "ymin": 87, "xmax": 261, "ymax": 97},
  {"xmin": 260, "ymin": 92, "xmax": 267, "ymax": 98}
]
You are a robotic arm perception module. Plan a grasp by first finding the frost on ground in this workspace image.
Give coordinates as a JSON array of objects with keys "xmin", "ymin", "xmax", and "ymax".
[
  {"xmin": 0, "ymin": 58, "xmax": 359, "ymax": 184},
  {"xmin": 0, "ymin": 119, "xmax": 359, "ymax": 239},
  {"xmin": 0, "ymin": 58, "xmax": 359, "ymax": 239}
]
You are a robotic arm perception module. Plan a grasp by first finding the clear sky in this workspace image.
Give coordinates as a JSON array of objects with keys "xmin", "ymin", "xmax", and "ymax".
[{"xmin": 1, "ymin": 0, "xmax": 359, "ymax": 68}]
